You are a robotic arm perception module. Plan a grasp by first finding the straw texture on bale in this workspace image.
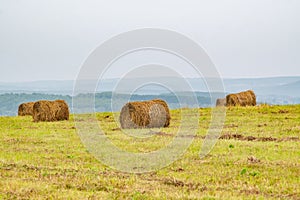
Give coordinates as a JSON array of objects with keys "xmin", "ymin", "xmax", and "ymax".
[
  {"xmin": 33, "ymin": 100, "xmax": 69, "ymax": 122},
  {"xmin": 226, "ymin": 90, "xmax": 256, "ymax": 107},
  {"xmin": 18, "ymin": 102, "xmax": 35, "ymax": 116},
  {"xmin": 216, "ymin": 98, "xmax": 226, "ymax": 107},
  {"xmin": 119, "ymin": 99, "xmax": 171, "ymax": 129}
]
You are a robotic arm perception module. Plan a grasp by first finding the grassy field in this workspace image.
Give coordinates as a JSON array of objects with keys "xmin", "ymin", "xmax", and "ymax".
[{"xmin": 0, "ymin": 105, "xmax": 299, "ymax": 199}]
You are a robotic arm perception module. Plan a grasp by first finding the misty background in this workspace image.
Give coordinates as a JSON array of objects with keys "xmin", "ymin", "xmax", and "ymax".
[{"xmin": 0, "ymin": 0, "xmax": 299, "ymax": 115}]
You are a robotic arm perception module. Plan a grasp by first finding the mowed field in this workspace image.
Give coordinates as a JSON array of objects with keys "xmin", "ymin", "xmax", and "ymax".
[{"xmin": 0, "ymin": 105, "xmax": 299, "ymax": 199}]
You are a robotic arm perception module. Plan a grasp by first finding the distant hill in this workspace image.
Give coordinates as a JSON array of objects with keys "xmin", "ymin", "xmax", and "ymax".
[
  {"xmin": 0, "ymin": 76, "xmax": 300, "ymax": 116},
  {"xmin": 1, "ymin": 76, "xmax": 299, "ymax": 96}
]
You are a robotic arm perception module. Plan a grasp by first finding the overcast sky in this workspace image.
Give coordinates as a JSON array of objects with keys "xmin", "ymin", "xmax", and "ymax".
[{"xmin": 0, "ymin": 0, "xmax": 299, "ymax": 82}]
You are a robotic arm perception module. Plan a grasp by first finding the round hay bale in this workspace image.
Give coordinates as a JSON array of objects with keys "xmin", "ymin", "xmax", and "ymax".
[
  {"xmin": 33, "ymin": 100, "xmax": 69, "ymax": 122},
  {"xmin": 119, "ymin": 99, "xmax": 171, "ymax": 129},
  {"xmin": 53, "ymin": 100, "xmax": 70, "ymax": 121},
  {"xmin": 216, "ymin": 98, "xmax": 226, "ymax": 107},
  {"xmin": 226, "ymin": 90, "xmax": 256, "ymax": 107},
  {"xmin": 18, "ymin": 102, "xmax": 35, "ymax": 116}
]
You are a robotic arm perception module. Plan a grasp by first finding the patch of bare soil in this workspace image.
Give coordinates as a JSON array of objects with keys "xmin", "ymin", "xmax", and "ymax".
[
  {"xmin": 162, "ymin": 177, "xmax": 207, "ymax": 191},
  {"xmin": 240, "ymin": 188, "xmax": 260, "ymax": 195},
  {"xmin": 247, "ymin": 156, "xmax": 260, "ymax": 163},
  {"xmin": 240, "ymin": 188, "xmax": 300, "ymax": 200},
  {"xmin": 271, "ymin": 109, "xmax": 289, "ymax": 114},
  {"xmin": 145, "ymin": 131, "xmax": 300, "ymax": 142},
  {"xmin": 278, "ymin": 109, "xmax": 289, "ymax": 114},
  {"xmin": 220, "ymin": 134, "xmax": 300, "ymax": 142},
  {"xmin": 224, "ymin": 124, "xmax": 239, "ymax": 128},
  {"xmin": 257, "ymin": 123, "xmax": 267, "ymax": 127}
]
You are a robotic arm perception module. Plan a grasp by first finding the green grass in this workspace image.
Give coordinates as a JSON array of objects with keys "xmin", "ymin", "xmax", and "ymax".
[{"xmin": 0, "ymin": 105, "xmax": 299, "ymax": 199}]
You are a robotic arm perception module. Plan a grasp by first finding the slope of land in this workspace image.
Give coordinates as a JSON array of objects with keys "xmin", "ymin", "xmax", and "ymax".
[{"xmin": 0, "ymin": 105, "xmax": 299, "ymax": 199}]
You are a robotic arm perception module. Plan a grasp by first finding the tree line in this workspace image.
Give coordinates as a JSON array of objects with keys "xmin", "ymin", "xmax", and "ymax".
[{"xmin": 0, "ymin": 92, "xmax": 212, "ymax": 116}]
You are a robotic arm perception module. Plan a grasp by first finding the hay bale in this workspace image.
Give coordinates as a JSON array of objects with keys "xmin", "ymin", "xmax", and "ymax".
[
  {"xmin": 226, "ymin": 90, "xmax": 256, "ymax": 107},
  {"xmin": 18, "ymin": 102, "xmax": 35, "ymax": 116},
  {"xmin": 33, "ymin": 100, "xmax": 69, "ymax": 122},
  {"xmin": 216, "ymin": 98, "xmax": 226, "ymax": 107},
  {"xmin": 119, "ymin": 99, "xmax": 171, "ymax": 129}
]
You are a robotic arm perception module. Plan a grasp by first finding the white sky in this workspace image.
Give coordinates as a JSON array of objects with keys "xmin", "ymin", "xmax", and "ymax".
[{"xmin": 0, "ymin": 0, "xmax": 299, "ymax": 82}]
